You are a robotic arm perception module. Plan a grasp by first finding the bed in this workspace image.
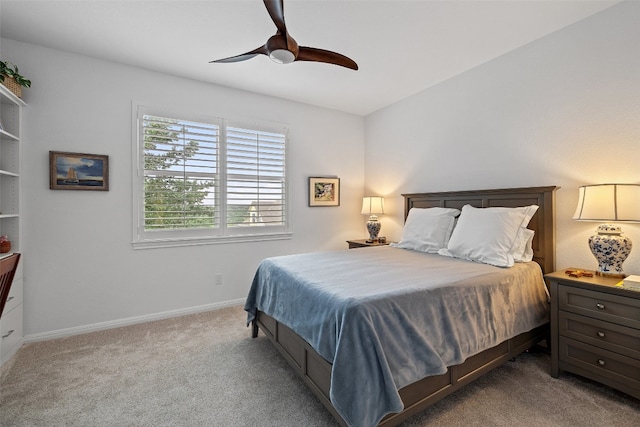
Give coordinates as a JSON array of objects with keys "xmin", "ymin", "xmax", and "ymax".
[{"xmin": 245, "ymin": 186, "xmax": 558, "ymax": 427}]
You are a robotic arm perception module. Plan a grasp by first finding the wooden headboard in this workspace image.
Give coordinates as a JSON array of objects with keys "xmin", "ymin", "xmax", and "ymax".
[{"xmin": 402, "ymin": 186, "xmax": 558, "ymax": 274}]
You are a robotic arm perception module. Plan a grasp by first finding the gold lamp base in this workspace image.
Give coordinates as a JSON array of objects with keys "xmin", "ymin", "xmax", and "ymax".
[{"xmin": 595, "ymin": 271, "xmax": 627, "ymax": 279}]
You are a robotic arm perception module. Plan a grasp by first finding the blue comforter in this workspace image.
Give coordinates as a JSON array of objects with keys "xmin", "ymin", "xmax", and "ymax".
[{"xmin": 245, "ymin": 246, "xmax": 549, "ymax": 427}]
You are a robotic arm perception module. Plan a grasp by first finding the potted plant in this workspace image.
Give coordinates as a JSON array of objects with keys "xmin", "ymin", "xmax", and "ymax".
[{"xmin": 0, "ymin": 60, "xmax": 31, "ymax": 98}]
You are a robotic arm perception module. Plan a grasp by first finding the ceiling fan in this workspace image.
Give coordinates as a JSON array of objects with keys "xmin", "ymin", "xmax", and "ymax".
[{"xmin": 211, "ymin": 0, "xmax": 358, "ymax": 70}]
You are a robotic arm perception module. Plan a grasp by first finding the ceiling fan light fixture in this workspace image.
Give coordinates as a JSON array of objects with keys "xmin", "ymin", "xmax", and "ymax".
[{"xmin": 269, "ymin": 49, "xmax": 295, "ymax": 64}]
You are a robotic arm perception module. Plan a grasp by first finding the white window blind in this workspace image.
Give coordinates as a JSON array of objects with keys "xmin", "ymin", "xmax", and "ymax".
[
  {"xmin": 133, "ymin": 106, "xmax": 289, "ymax": 248},
  {"xmin": 142, "ymin": 114, "xmax": 220, "ymax": 232},
  {"xmin": 226, "ymin": 126, "xmax": 286, "ymax": 228}
]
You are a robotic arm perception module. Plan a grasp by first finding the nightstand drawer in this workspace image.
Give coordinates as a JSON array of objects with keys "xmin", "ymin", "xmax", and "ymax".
[
  {"xmin": 559, "ymin": 337, "xmax": 640, "ymax": 387},
  {"xmin": 559, "ymin": 311, "xmax": 640, "ymax": 359},
  {"xmin": 558, "ymin": 285, "xmax": 640, "ymax": 329}
]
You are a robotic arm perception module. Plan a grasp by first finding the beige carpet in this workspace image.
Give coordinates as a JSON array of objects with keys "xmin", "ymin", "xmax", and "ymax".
[{"xmin": 1, "ymin": 305, "xmax": 638, "ymax": 426}]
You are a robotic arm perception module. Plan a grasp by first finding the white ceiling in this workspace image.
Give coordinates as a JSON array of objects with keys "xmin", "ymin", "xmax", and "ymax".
[{"xmin": 0, "ymin": 0, "xmax": 620, "ymax": 116}]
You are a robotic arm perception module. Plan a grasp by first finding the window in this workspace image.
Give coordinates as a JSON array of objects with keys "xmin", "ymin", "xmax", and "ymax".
[{"xmin": 133, "ymin": 106, "xmax": 289, "ymax": 248}]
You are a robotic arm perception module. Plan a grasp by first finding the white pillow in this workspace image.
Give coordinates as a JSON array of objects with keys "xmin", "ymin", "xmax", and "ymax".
[
  {"xmin": 391, "ymin": 207, "xmax": 461, "ymax": 253},
  {"xmin": 513, "ymin": 228, "xmax": 535, "ymax": 262},
  {"xmin": 438, "ymin": 204, "xmax": 539, "ymax": 267}
]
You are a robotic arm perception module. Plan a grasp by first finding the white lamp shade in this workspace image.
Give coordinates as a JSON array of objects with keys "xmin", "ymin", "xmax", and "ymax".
[
  {"xmin": 573, "ymin": 184, "xmax": 640, "ymax": 222},
  {"xmin": 361, "ymin": 196, "xmax": 384, "ymax": 215}
]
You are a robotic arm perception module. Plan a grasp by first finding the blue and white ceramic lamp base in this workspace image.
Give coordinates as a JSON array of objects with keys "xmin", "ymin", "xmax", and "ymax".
[
  {"xmin": 366, "ymin": 216, "xmax": 381, "ymax": 242},
  {"xmin": 589, "ymin": 224, "xmax": 632, "ymax": 278}
]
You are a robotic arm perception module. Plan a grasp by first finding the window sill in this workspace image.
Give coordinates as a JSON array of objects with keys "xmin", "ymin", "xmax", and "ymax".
[{"xmin": 132, "ymin": 231, "xmax": 293, "ymax": 250}]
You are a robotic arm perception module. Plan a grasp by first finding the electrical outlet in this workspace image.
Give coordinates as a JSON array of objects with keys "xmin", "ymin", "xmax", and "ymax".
[{"xmin": 215, "ymin": 273, "xmax": 223, "ymax": 286}]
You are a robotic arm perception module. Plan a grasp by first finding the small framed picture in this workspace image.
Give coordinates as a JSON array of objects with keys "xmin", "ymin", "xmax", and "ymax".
[
  {"xmin": 49, "ymin": 151, "xmax": 109, "ymax": 191},
  {"xmin": 309, "ymin": 177, "xmax": 340, "ymax": 207}
]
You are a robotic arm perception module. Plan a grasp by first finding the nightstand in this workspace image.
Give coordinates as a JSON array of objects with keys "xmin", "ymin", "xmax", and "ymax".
[
  {"xmin": 346, "ymin": 239, "xmax": 390, "ymax": 249},
  {"xmin": 545, "ymin": 269, "xmax": 640, "ymax": 399}
]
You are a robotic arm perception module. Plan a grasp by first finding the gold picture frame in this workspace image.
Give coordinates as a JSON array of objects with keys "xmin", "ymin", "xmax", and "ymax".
[
  {"xmin": 49, "ymin": 151, "xmax": 109, "ymax": 191},
  {"xmin": 309, "ymin": 177, "xmax": 340, "ymax": 207}
]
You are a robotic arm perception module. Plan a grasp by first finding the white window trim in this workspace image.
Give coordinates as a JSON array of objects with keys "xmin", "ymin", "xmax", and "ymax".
[{"xmin": 131, "ymin": 103, "xmax": 291, "ymax": 249}]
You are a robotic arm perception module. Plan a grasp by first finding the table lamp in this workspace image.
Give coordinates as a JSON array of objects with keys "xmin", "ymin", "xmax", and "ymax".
[
  {"xmin": 361, "ymin": 196, "xmax": 384, "ymax": 242},
  {"xmin": 573, "ymin": 184, "xmax": 640, "ymax": 277}
]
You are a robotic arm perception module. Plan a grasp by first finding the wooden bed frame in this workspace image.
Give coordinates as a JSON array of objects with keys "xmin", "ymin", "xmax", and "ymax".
[{"xmin": 252, "ymin": 186, "xmax": 558, "ymax": 426}]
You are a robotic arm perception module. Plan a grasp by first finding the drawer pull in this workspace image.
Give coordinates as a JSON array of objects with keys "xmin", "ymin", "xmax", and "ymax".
[
  {"xmin": 597, "ymin": 359, "xmax": 606, "ymax": 366},
  {"xmin": 2, "ymin": 329, "xmax": 14, "ymax": 339},
  {"xmin": 597, "ymin": 331, "xmax": 606, "ymax": 338},
  {"xmin": 595, "ymin": 303, "xmax": 605, "ymax": 310},
  {"xmin": 7, "ymin": 296, "xmax": 14, "ymax": 302}
]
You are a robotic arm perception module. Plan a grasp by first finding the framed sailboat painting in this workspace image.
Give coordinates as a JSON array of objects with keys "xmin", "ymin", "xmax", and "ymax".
[{"xmin": 49, "ymin": 151, "xmax": 109, "ymax": 191}]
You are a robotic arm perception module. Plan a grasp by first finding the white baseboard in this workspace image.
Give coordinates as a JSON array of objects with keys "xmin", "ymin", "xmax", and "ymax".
[{"xmin": 23, "ymin": 298, "xmax": 246, "ymax": 343}]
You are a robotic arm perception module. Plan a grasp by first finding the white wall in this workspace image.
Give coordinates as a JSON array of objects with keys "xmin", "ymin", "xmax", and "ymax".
[
  {"xmin": 3, "ymin": 1, "xmax": 639, "ymax": 339},
  {"xmin": 364, "ymin": 1, "xmax": 640, "ymax": 275},
  {"xmin": 1, "ymin": 39, "xmax": 365, "ymax": 337}
]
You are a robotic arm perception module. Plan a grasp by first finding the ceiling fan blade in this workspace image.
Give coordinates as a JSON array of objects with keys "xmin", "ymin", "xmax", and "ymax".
[
  {"xmin": 210, "ymin": 45, "xmax": 268, "ymax": 63},
  {"xmin": 264, "ymin": 0, "xmax": 287, "ymax": 35},
  {"xmin": 297, "ymin": 47, "xmax": 358, "ymax": 70}
]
